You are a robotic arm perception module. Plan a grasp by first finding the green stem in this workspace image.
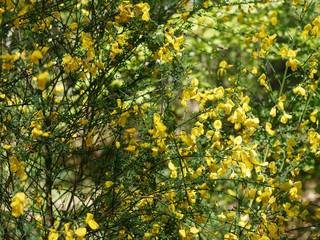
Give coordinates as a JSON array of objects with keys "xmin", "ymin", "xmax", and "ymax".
[
  {"xmin": 298, "ymin": 80, "xmax": 319, "ymax": 126},
  {"xmin": 279, "ymin": 151, "xmax": 287, "ymax": 173},
  {"xmin": 279, "ymin": 65, "xmax": 288, "ymax": 97},
  {"xmin": 299, "ymin": 93, "xmax": 312, "ymax": 125},
  {"xmin": 263, "ymin": 144, "xmax": 269, "ymax": 163}
]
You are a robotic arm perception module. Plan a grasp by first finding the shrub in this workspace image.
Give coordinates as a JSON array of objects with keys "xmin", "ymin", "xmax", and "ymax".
[{"xmin": 0, "ymin": 0, "xmax": 319, "ymax": 239}]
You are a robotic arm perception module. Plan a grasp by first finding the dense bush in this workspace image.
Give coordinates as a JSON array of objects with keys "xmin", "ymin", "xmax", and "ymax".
[{"xmin": 0, "ymin": 0, "xmax": 319, "ymax": 239}]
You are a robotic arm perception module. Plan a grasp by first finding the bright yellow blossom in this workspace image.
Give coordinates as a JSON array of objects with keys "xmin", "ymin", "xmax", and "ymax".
[
  {"xmin": 86, "ymin": 213, "xmax": 99, "ymax": 230},
  {"xmin": 75, "ymin": 227, "xmax": 87, "ymax": 240},
  {"xmin": 37, "ymin": 71, "xmax": 49, "ymax": 91},
  {"xmin": 10, "ymin": 192, "xmax": 26, "ymax": 217}
]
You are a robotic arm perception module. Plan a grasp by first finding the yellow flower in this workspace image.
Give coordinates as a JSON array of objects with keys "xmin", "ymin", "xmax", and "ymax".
[
  {"xmin": 62, "ymin": 54, "xmax": 78, "ymax": 72},
  {"xmin": 191, "ymin": 78, "xmax": 199, "ymax": 86},
  {"xmin": 293, "ymin": 85, "xmax": 306, "ymax": 96},
  {"xmin": 124, "ymin": 145, "xmax": 136, "ymax": 152},
  {"xmin": 265, "ymin": 122, "xmax": 274, "ymax": 136},
  {"xmin": 287, "ymin": 49, "xmax": 297, "ymax": 58},
  {"xmin": 269, "ymin": 161, "xmax": 276, "ymax": 174},
  {"xmin": 32, "ymin": 127, "xmax": 43, "ymax": 137},
  {"xmin": 55, "ymin": 82, "xmax": 64, "ymax": 94},
  {"xmin": 234, "ymin": 136, "xmax": 242, "ymax": 145},
  {"xmin": 4, "ymin": 145, "xmax": 11, "ymax": 150},
  {"xmin": 168, "ymin": 161, "xmax": 176, "ymax": 171},
  {"xmin": 248, "ymin": 188, "xmax": 256, "ymax": 199},
  {"xmin": 259, "ymin": 73, "xmax": 266, "ymax": 85},
  {"xmin": 179, "ymin": 229, "xmax": 186, "ymax": 238},
  {"xmin": 64, "ymin": 222, "xmax": 74, "ymax": 239},
  {"xmin": 244, "ymin": 37, "xmax": 250, "ymax": 46},
  {"xmin": 213, "ymin": 120, "xmax": 222, "ymax": 130},
  {"xmin": 118, "ymin": 111, "xmax": 130, "ymax": 127},
  {"xmin": 224, "ymin": 233, "xmax": 238, "ymax": 239},
  {"xmin": 69, "ymin": 22, "xmax": 78, "ymax": 30},
  {"xmin": 269, "ymin": 11, "xmax": 277, "ymax": 26},
  {"xmin": 10, "ymin": 192, "xmax": 26, "ymax": 217},
  {"xmin": 257, "ymin": 174, "xmax": 265, "ymax": 183},
  {"xmin": 218, "ymin": 60, "xmax": 229, "ymax": 70},
  {"xmin": 310, "ymin": 109, "xmax": 318, "ymax": 122},
  {"xmin": 286, "ymin": 58, "xmax": 298, "ymax": 71},
  {"xmin": 63, "ymin": 54, "xmax": 73, "ymax": 64},
  {"xmin": 280, "ymin": 112, "xmax": 292, "ymax": 124},
  {"xmin": 217, "ymin": 61, "xmax": 233, "ymax": 76},
  {"xmin": 270, "ymin": 107, "xmax": 276, "ymax": 117},
  {"xmin": 81, "ymin": 32, "xmax": 94, "ymax": 49},
  {"xmin": 190, "ymin": 227, "xmax": 199, "ymax": 234},
  {"xmin": 292, "ymin": 0, "xmax": 299, "ymax": 8},
  {"xmin": 105, "ymin": 181, "xmax": 114, "ymax": 188},
  {"xmin": 9, "ymin": 156, "xmax": 19, "ymax": 172},
  {"xmin": 135, "ymin": 3, "xmax": 150, "ymax": 21},
  {"xmin": 251, "ymin": 66, "xmax": 257, "ymax": 75},
  {"xmin": 37, "ymin": 71, "xmax": 49, "ymax": 91},
  {"xmin": 125, "ymin": 128, "xmax": 136, "ymax": 134},
  {"xmin": 86, "ymin": 213, "xmax": 99, "ymax": 230},
  {"xmin": 214, "ymin": 86, "xmax": 224, "ymax": 99},
  {"xmin": 48, "ymin": 229, "xmax": 59, "ymax": 240},
  {"xmin": 182, "ymin": 12, "xmax": 190, "ymax": 21},
  {"xmin": 86, "ymin": 129, "xmax": 97, "ymax": 146},
  {"xmin": 301, "ymin": 29, "xmax": 310, "ymax": 39},
  {"xmin": 153, "ymin": 113, "xmax": 167, "ymax": 132},
  {"xmin": 75, "ymin": 227, "xmax": 87, "ymax": 240},
  {"xmin": 30, "ymin": 50, "xmax": 43, "ymax": 64},
  {"xmin": 311, "ymin": 25, "xmax": 320, "ymax": 37},
  {"xmin": 42, "ymin": 132, "xmax": 51, "ymax": 137},
  {"xmin": 239, "ymin": 214, "xmax": 251, "ymax": 228},
  {"xmin": 225, "ymin": 100, "xmax": 234, "ymax": 115},
  {"xmin": 226, "ymin": 212, "xmax": 236, "ymax": 221},
  {"xmin": 280, "ymin": 44, "xmax": 288, "ymax": 59},
  {"xmin": 289, "ymin": 181, "xmax": 302, "ymax": 201},
  {"xmin": 119, "ymin": 229, "xmax": 126, "ymax": 239}
]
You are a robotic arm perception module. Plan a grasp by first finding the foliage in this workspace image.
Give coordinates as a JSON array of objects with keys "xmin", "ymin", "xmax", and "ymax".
[{"xmin": 0, "ymin": 0, "xmax": 320, "ymax": 239}]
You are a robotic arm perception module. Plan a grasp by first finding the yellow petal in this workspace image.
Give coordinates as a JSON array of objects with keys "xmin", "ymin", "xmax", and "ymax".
[
  {"xmin": 86, "ymin": 136, "xmax": 93, "ymax": 146},
  {"xmin": 124, "ymin": 145, "xmax": 136, "ymax": 152},
  {"xmin": 88, "ymin": 220, "xmax": 99, "ymax": 230},
  {"xmin": 75, "ymin": 227, "xmax": 87, "ymax": 238},
  {"xmin": 156, "ymin": 122, "xmax": 167, "ymax": 132},
  {"xmin": 42, "ymin": 132, "xmax": 51, "ymax": 137},
  {"xmin": 213, "ymin": 120, "xmax": 222, "ymax": 129},
  {"xmin": 105, "ymin": 181, "xmax": 114, "ymax": 188},
  {"xmin": 125, "ymin": 128, "xmax": 136, "ymax": 134},
  {"xmin": 179, "ymin": 229, "xmax": 186, "ymax": 238},
  {"xmin": 30, "ymin": 50, "xmax": 43, "ymax": 64},
  {"xmin": 86, "ymin": 213, "xmax": 94, "ymax": 224},
  {"xmin": 32, "ymin": 128, "xmax": 43, "ymax": 137},
  {"xmin": 250, "ymin": 158, "xmax": 268, "ymax": 166},
  {"xmin": 15, "ymin": 192, "xmax": 26, "ymax": 203},
  {"xmin": 153, "ymin": 113, "xmax": 161, "ymax": 123},
  {"xmin": 55, "ymin": 82, "xmax": 64, "ymax": 94},
  {"xmin": 37, "ymin": 71, "xmax": 49, "ymax": 91},
  {"xmin": 168, "ymin": 161, "xmax": 175, "ymax": 171},
  {"xmin": 48, "ymin": 229, "xmax": 59, "ymax": 240},
  {"xmin": 4, "ymin": 145, "xmax": 12, "ymax": 150},
  {"xmin": 142, "ymin": 12, "xmax": 150, "ymax": 21},
  {"xmin": 190, "ymin": 227, "xmax": 199, "ymax": 234},
  {"xmin": 234, "ymin": 136, "xmax": 242, "ymax": 145}
]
